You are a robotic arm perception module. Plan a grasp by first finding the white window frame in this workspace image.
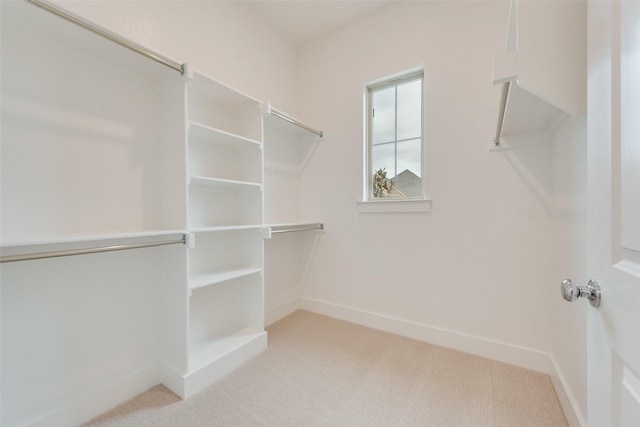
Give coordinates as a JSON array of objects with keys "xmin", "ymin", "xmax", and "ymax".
[{"xmin": 358, "ymin": 68, "xmax": 431, "ymax": 213}]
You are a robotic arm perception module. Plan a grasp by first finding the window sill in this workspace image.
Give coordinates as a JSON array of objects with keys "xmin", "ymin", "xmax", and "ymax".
[{"xmin": 357, "ymin": 198, "xmax": 432, "ymax": 213}]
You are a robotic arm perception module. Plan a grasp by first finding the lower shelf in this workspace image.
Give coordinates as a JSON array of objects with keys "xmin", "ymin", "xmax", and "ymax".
[
  {"xmin": 189, "ymin": 328, "xmax": 264, "ymax": 372},
  {"xmin": 189, "ymin": 268, "xmax": 262, "ymax": 290},
  {"xmin": 179, "ymin": 329, "xmax": 267, "ymax": 398}
]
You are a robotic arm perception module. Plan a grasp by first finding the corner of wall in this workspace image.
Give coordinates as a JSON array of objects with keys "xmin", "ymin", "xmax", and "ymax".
[{"xmin": 265, "ymin": 297, "xmax": 302, "ymax": 327}]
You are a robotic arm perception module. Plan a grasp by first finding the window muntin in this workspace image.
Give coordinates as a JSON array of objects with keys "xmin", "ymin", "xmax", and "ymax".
[{"xmin": 367, "ymin": 71, "xmax": 423, "ymax": 200}]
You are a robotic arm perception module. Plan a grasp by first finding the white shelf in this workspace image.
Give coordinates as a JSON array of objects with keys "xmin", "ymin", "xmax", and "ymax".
[
  {"xmin": 189, "ymin": 225, "xmax": 263, "ymax": 233},
  {"xmin": 190, "ymin": 71, "xmax": 262, "ymax": 109},
  {"xmin": 187, "ymin": 71, "xmax": 263, "ymax": 142},
  {"xmin": 265, "ymin": 221, "xmax": 323, "ymax": 229},
  {"xmin": 264, "ymin": 222, "xmax": 324, "ymax": 238},
  {"xmin": 189, "ymin": 176, "xmax": 262, "ymax": 189},
  {"xmin": 491, "ymin": 0, "xmax": 585, "ymax": 148},
  {"xmin": 492, "ymin": 81, "xmax": 567, "ymax": 149},
  {"xmin": 189, "ymin": 328, "xmax": 265, "ymax": 374},
  {"xmin": 501, "ymin": 83, "xmax": 567, "ymax": 134},
  {"xmin": 3, "ymin": 1, "xmax": 179, "ymax": 85},
  {"xmin": 189, "ymin": 121, "xmax": 261, "ymax": 149},
  {"xmin": 265, "ymin": 104, "xmax": 323, "ymax": 139},
  {"xmin": 0, "ymin": 229, "xmax": 185, "ymax": 249},
  {"xmin": 189, "ymin": 268, "xmax": 262, "ymax": 290}
]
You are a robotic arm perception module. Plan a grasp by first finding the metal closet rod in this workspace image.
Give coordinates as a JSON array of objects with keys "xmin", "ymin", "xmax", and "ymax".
[
  {"xmin": 270, "ymin": 108, "xmax": 324, "ymax": 138},
  {"xmin": 0, "ymin": 235, "xmax": 187, "ymax": 263},
  {"xmin": 25, "ymin": 0, "xmax": 184, "ymax": 75},
  {"xmin": 270, "ymin": 223, "xmax": 324, "ymax": 235},
  {"xmin": 493, "ymin": 81, "xmax": 511, "ymax": 147}
]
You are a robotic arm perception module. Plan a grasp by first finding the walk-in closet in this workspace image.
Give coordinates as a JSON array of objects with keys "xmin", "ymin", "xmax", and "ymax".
[{"xmin": 3, "ymin": 0, "xmax": 639, "ymax": 426}]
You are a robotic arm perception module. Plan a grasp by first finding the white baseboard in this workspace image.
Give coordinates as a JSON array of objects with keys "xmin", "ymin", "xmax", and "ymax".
[
  {"xmin": 265, "ymin": 297, "xmax": 302, "ymax": 326},
  {"xmin": 161, "ymin": 363, "xmax": 186, "ymax": 399},
  {"xmin": 548, "ymin": 356, "xmax": 587, "ymax": 427},
  {"xmin": 301, "ymin": 297, "xmax": 550, "ymax": 371},
  {"xmin": 301, "ymin": 296, "xmax": 584, "ymax": 425},
  {"xmin": 26, "ymin": 363, "xmax": 161, "ymax": 427}
]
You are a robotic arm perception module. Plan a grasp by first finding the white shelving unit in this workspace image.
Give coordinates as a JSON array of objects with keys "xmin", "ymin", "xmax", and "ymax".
[
  {"xmin": 178, "ymin": 69, "xmax": 267, "ymax": 398},
  {"xmin": 263, "ymin": 104, "xmax": 322, "ymax": 226},
  {"xmin": 491, "ymin": 0, "xmax": 586, "ymax": 149},
  {"xmin": 2, "ymin": 2, "xmax": 270, "ymax": 421},
  {"xmin": 1, "ymin": 1, "xmax": 330, "ymax": 422},
  {"xmin": 189, "ymin": 268, "xmax": 262, "ymax": 291},
  {"xmin": 262, "ymin": 104, "xmax": 324, "ymax": 326},
  {"xmin": 0, "ymin": 3, "xmax": 184, "ymax": 244}
]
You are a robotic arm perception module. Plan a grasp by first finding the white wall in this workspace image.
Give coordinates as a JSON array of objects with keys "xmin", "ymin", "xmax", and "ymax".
[
  {"xmin": 54, "ymin": 0, "xmax": 298, "ymax": 113},
  {"xmin": 296, "ymin": 2, "xmax": 588, "ymax": 423},
  {"xmin": 297, "ymin": 0, "xmax": 556, "ymax": 363}
]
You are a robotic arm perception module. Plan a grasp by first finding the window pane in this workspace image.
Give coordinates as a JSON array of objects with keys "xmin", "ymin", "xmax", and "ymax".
[
  {"xmin": 372, "ymin": 86, "xmax": 395, "ymax": 145},
  {"xmin": 372, "ymin": 142, "xmax": 395, "ymax": 177},
  {"xmin": 394, "ymin": 138, "xmax": 422, "ymax": 197},
  {"xmin": 397, "ymin": 79, "xmax": 422, "ymax": 141},
  {"xmin": 397, "ymin": 138, "xmax": 421, "ymax": 178}
]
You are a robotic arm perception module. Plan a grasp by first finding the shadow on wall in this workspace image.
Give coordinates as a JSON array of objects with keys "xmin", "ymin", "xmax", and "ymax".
[{"xmin": 491, "ymin": 127, "xmax": 557, "ymax": 217}]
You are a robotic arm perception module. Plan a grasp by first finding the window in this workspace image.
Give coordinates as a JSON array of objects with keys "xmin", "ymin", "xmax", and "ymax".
[{"xmin": 365, "ymin": 70, "xmax": 424, "ymax": 201}]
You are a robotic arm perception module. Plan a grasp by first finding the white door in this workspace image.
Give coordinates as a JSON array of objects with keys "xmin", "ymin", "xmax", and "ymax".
[{"xmin": 586, "ymin": 0, "xmax": 640, "ymax": 425}]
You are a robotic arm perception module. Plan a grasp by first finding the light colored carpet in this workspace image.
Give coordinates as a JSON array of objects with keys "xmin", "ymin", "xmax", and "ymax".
[{"xmin": 84, "ymin": 310, "xmax": 568, "ymax": 426}]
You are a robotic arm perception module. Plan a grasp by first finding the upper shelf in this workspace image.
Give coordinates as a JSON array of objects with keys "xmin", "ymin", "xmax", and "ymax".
[
  {"xmin": 0, "ymin": 229, "xmax": 186, "ymax": 263},
  {"xmin": 492, "ymin": 0, "xmax": 586, "ymax": 149},
  {"xmin": 189, "ymin": 121, "xmax": 262, "ymax": 149},
  {"xmin": 189, "ymin": 176, "xmax": 262, "ymax": 190},
  {"xmin": 3, "ymin": 0, "xmax": 182, "ymax": 84},
  {"xmin": 186, "ymin": 69, "xmax": 263, "ymax": 142},
  {"xmin": 496, "ymin": 81, "xmax": 567, "ymax": 140},
  {"xmin": 188, "ymin": 69, "xmax": 262, "ymax": 110},
  {"xmin": 264, "ymin": 104, "xmax": 323, "ymax": 139}
]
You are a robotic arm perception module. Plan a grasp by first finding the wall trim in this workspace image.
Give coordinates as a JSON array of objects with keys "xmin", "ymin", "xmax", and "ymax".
[
  {"xmin": 300, "ymin": 296, "xmax": 583, "ymax": 425},
  {"xmin": 27, "ymin": 363, "xmax": 161, "ymax": 427},
  {"xmin": 301, "ymin": 296, "xmax": 550, "ymax": 371},
  {"xmin": 548, "ymin": 356, "xmax": 587, "ymax": 427}
]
